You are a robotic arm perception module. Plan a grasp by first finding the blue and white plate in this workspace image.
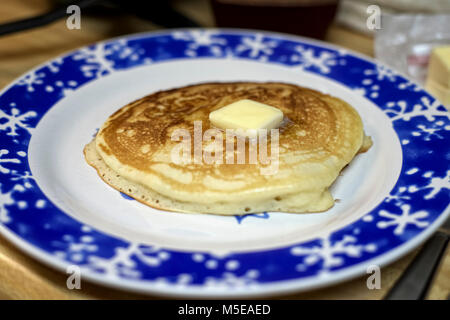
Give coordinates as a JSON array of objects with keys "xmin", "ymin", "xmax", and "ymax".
[{"xmin": 0, "ymin": 29, "xmax": 449, "ymax": 297}]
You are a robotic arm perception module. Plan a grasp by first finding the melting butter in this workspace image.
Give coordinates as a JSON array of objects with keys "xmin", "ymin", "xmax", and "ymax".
[{"xmin": 209, "ymin": 99, "xmax": 283, "ymax": 138}]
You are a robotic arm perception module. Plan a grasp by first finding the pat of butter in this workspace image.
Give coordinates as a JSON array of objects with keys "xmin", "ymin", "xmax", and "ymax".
[{"xmin": 209, "ymin": 99, "xmax": 283, "ymax": 137}]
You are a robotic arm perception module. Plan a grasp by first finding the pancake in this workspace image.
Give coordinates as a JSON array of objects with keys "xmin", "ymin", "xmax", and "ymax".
[{"xmin": 84, "ymin": 82, "xmax": 372, "ymax": 215}]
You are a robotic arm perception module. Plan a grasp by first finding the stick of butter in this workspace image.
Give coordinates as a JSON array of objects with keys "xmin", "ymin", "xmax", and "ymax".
[
  {"xmin": 209, "ymin": 99, "xmax": 283, "ymax": 138},
  {"xmin": 425, "ymin": 45, "xmax": 450, "ymax": 108}
]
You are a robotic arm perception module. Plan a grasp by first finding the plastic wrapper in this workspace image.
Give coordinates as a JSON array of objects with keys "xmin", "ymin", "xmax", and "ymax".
[{"xmin": 375, "ymin": 14, "xmax": 450, "ymax": 84}]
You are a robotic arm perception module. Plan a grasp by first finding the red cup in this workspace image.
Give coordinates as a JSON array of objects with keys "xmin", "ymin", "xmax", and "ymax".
[{"xmin": 210, "ymin": 0, "xmax": 339, "ymax": 40}]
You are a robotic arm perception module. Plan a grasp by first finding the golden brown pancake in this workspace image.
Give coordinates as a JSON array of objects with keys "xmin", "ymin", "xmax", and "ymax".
[{"xmin": 84, "ymin": 82, "xmax": 372, "ymax": 215}]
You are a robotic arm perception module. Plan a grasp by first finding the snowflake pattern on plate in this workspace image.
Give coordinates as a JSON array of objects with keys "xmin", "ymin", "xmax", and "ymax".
[{"xmin": 0, "ymin": 29, "xmax": 449, "ymax": 296}]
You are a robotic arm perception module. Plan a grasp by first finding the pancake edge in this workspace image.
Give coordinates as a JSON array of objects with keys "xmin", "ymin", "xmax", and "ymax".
[{"xmin": 84, "ymin": 139, "xmax": 336, "ymax": 215}]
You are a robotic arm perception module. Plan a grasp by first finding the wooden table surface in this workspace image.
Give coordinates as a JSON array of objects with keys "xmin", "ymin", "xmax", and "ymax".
[{"xmin": 0, "ymin": 0, "xmax": 448, "ymax": 300}]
